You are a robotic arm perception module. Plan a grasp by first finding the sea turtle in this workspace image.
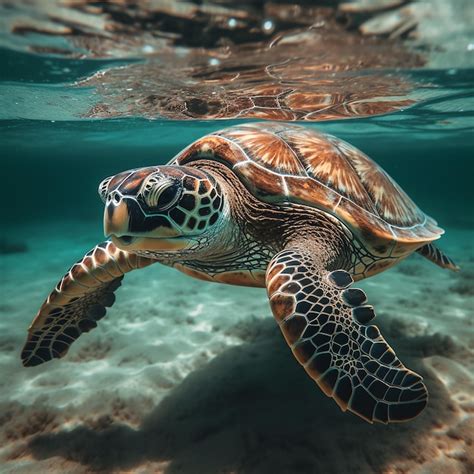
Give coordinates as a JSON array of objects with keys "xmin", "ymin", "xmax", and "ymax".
[{"xmin": 22, "ymin": 122, "xmax": 458, "ymax": 424}]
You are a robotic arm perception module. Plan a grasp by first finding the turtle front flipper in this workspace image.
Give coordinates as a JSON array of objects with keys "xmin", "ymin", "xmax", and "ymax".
[
  {"xmin": 22, "ymin": 241, "xmax": 155, "ymax": 367},
  {"xmin": 266, "ymin": 247, "xmax": 428, "ymax": 424}
]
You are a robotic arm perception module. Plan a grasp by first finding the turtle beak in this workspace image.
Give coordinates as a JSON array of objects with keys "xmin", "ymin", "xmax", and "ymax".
[{"xmin": 104, "ymin": 193, "xmax": 130, "ymax": 238}]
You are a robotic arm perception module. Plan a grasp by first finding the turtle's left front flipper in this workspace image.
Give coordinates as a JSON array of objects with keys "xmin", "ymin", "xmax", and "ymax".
[
  {"xmin": 22, "ymin": 241, "xmax": 155, "ymax": 367},
  {"xmin": 266, "ymin": 247, "xmax": 428, "ymax": 424}
]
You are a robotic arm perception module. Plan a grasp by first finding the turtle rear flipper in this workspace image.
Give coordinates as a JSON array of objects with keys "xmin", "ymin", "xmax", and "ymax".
[
  {"xmin": 22, "ymin": 241, "xmax": 155, "ymax": 367},
  {"xmin": 266, "ymin": 246, "xmax": 428, "ymax": 424},
  {"xmin": 417, "ymin": 243, "xmax": 459, "ymax": 272}
]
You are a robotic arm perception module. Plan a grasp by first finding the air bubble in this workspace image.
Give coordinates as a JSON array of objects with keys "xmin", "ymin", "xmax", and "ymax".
[
  {"xmin": 142, "ymin": 44, "xmax": 155, "ymax": 53},
  {"xmin": 262, "ymin": 19, "xmax": 274, "ymax": 34}
]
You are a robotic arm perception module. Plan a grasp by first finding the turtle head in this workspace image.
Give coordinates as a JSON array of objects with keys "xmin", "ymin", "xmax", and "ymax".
[{"xmin": 99, "ymin": 166, "xmax": 226, "ymax": 253}]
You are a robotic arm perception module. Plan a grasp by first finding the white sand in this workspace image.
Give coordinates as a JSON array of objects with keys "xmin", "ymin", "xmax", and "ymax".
[{"xmin": 0, "ymin": 220, "xmax": 472, "ymax": 473}]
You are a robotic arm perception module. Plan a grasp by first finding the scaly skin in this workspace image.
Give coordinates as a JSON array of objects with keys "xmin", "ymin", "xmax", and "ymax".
[{"xmin": 162, "ymin": 161, "xmax": 389, "ymax": 285}]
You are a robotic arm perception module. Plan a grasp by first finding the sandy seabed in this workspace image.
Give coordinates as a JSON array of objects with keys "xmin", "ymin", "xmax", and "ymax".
[{"xmin": 0, "ymin": 220, "xmax": 473, "ymax": 474}]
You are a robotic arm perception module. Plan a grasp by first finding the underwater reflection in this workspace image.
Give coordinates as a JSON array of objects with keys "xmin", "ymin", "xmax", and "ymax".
[{"xmin": 1, "ymin": 0, "xmax": 423, "ymax": 121}]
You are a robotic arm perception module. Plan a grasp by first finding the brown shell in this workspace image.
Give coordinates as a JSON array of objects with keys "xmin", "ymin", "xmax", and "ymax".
[{"xmin": 172, "ymin": 122, "xmax": 443, "ymax": 257}]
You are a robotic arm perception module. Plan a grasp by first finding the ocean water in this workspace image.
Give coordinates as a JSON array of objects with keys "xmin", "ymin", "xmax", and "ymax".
[{"xmin": 1, "ymin": 4, "xmax": 474, "ymax": 473}]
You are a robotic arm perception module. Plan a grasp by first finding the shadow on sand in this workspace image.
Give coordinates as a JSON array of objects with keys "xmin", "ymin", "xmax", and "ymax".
[{"xmin": 27, "ymin": 319, "xmax": 457, "ymax": 473}]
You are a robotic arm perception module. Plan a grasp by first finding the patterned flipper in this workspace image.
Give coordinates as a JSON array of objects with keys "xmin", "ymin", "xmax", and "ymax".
[
  {"xmin": 266, "ymin": 248, "xmax": 428, "ymax": 423},
  {"xmin": 417, "ymin": 243, "xmax": 459, "ymax": 272},
  {"xmin": 22, "ymin": 241, "xmax": 155, "ymax": 367}
]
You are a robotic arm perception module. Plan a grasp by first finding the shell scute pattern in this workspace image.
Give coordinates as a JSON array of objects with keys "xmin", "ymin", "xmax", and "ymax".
[
  {"xmin": 278, "ymin": 127, "xmax": 378, "ymax": 213},
  {"xmin": 330, "ymin": 138, "xmax": 426, "ymax": 227},
  {"xmin": 174, "ymin": 122, "xmax": 443, "ymax": 256},
  {"xmin": 220, "ymin": 126, "xmax": 302, "ymax": 175}
]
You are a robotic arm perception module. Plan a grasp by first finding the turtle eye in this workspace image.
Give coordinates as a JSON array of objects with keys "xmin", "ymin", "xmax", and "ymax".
[
  {"xmin": 142, "ymin": 177, "xmax": 181, "ymax": 211},
  {"xmin": 98, "ymin": 176, "xmax": 113, "ymax": 203}
]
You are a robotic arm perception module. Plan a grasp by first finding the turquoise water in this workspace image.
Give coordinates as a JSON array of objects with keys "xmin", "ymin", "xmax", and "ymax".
[
  {"xmin": 3, "ymin": 70, "xmax": 473, "ymax": 229},
  {"xmin": 1, "ymin": 43, "xmax": 474, "ymax": 473}
]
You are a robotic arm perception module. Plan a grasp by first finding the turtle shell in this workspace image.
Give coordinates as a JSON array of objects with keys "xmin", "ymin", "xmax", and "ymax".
[{"xmin": 172, "ymin": 122, "xmax": 443, "ymax": 258}]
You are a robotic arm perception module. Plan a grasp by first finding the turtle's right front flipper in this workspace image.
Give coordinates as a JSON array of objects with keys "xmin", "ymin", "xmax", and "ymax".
[
  {"xmin": 266, "ymin": 247, "xmax": 428, "ymax": 424},
  {"xmin": 22, "ymin": 241, "xmax": 155, "ymax": 367}
]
